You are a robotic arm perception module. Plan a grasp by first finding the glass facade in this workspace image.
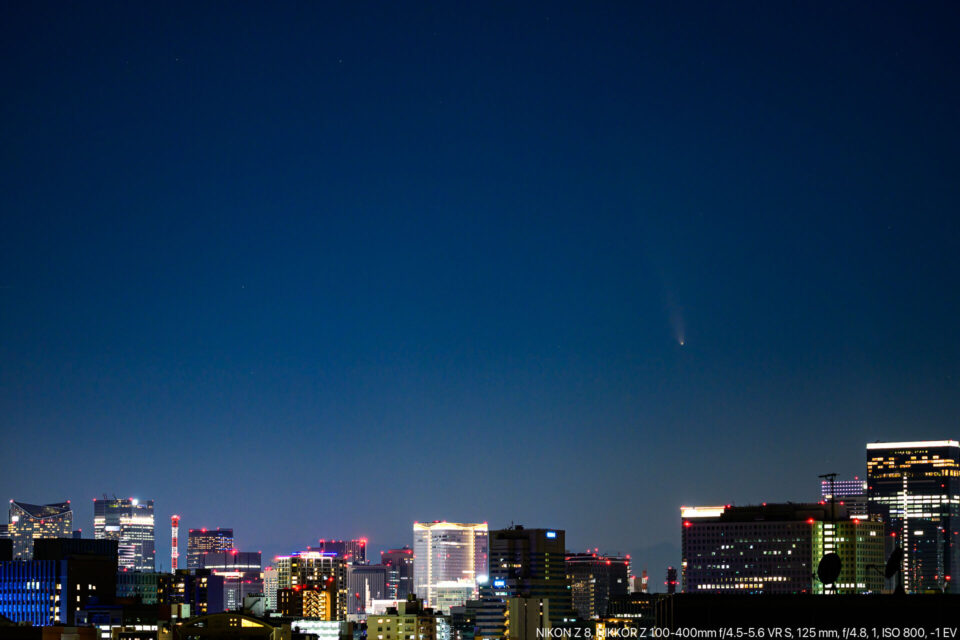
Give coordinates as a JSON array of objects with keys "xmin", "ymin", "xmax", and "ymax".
[
  {"xmin": 381, "ymin": 546, "xmax": 415, "ymax": 599},
  {"xmin": 7, "ymin": 501, "xmax": 73, "ymax": 560},
  {"xmin": 866, "ymin": 440, "xmax": 960, "ymax": 594},
  {"xmin": 186, "ymin": 528, "xmax": 234, "ymax": 570},
  {"xmin": 93, "ymin": 498, "xmax": 156, "ymax": 572},
  {"xmin": 413, "ymin": 522, "xmax": 488, "ymax": 610}
]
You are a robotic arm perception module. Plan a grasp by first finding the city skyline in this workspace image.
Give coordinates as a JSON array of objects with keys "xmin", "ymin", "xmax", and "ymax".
[
  {"xmin": 6, "ymin": 438, "xmax": 954, "ymax": 584},
  {"xmin": 3, "ymin": 0, "xmax": 960, "ymax": 607}
]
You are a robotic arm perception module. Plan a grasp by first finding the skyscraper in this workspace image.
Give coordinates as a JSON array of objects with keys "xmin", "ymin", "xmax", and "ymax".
[
  {"xmin": 93, "ymin": 497, "xmax": 156, "ymax": 571},
  {"xmin": 381, "ymin": 546, "xmax": 415, "ymax": 599},
  {"xmin": 565, "ymin": 552, "xmax": 629, "ymax": 619},
  {"xmin": 347, "ymin": 563, "xmax": 388, "ymax": 614},
  {"xmin": 275, "ymin": 551, "xmax": 348, "ymax": 620},
  {"xmin": 680, "ymin": 503, "xmax": 884, "ymax": 594},
  {"xmin": 314, "ymin": 538, "xmax": 368, "ymax": 564},
  {"xmin": 413, "ymin": 521, "xmax": 488, "ymax": 609},
  {"xmin": 7, "ymin": 500, "xmax": 73, "ymax": 560},
  {"xmin": 866, "ymin": 440, "xmax": 960, "ymax": 594},
  {"xmin": 477, "ymin": 525, "xmax": 571, "ymax": 636},
  {"xmin": 187, "ymin": 528, "xmax": 234, "ymax": 570}
]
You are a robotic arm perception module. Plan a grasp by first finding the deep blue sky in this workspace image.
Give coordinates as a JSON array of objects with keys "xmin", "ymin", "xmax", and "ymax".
[{"xmin": 2, "ymin": 2, "xmax": 959, "ymax": 582}]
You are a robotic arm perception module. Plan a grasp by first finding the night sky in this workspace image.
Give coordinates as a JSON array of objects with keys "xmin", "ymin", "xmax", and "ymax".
[{"xmin": 2, "ymin": 2, "xmax": 959, "ymax": 582}]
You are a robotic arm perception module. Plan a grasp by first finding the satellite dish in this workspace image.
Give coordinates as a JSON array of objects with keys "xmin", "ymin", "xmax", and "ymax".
[
  {"xmin": 817, "ymin": 553, "xmax": 842, "ymax": 585},
  {"xmin": 885, "ymin": 547, "xmax": 903, "ymax": 579}
]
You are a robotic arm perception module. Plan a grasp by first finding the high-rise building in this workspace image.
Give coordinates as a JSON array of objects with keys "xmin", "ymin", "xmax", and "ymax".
[
  {"xmin": 382, "ymin": 546, "xmax": 415, "ymax": 599},
  {"xmin": 93, "ymin": 497, "xmax": 156, "ymax": 572},
  {"xmin": 187, "ymin": 528, "xmax": 234, "ymax": 570},
  {"xmin": 7, "ymin": 500, "xmax": 73, "ymax": 560},
  {"xmin": 314, "ymin": 539, "xmax": 368, "ymax": 564},
  {"xmin": 264, "ymin": 566, "xmax": 278, "ymax": 610},
  {"xmin": 275, "ymin": 551, "xmax": 348, "ymax": 620},
  {"xmin": 680, "ymin": 503, "xmax": 884, "ymax": 594},
  {"xmin": 506, "ymin": 597, "xmax": 551, "ymax": 640},
  {"xmin": 477, "ymin": 526, "xmax": 571, "ymax": 637},
  {"xmin": 413, "ymin": 521, "xmax": 488, "ymax": 609},
  {"xmin": 820, "ymin": 477, "xmax": 869, "ymax": 518},
  {"xmin": 866, "ymin": 440, "xmax": 960, "ymax": 593},
  {"xmin": 347, "ymin": 564, "xmax": 388, "ymax": 615},
  {"xmin": 368, "ymin": 595, "xmax": 437, "ymax": 640},
  {"xmin": 0, "ymin": 538, "xmax": 118, "ymax": 626},
  {"xmin": 565, "ymin": 553, "xmax": 629, "ymax": 619},
  {"xmin": 278, "ymin": 586, "xmax": 334, "ymax": 619}
]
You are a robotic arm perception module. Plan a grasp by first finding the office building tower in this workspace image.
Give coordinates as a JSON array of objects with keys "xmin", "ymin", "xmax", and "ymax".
[
  {"xmin": 275, "ymin": 551, "xmax": 348, "ymax": 619},
  {"xmin": 810, "ymin": 519, "xmax": 885, "ymax": 594},
  {"xmin": 368, "ymin": 595, "xmax": 437, "ymax": 640},
  {"xmin": 0, "ymin": 538, "xmax": 118, "ymax": 626},
  {"xmin": 0, "ymin": 538, "xmax": 11, "ymax": 562},
  {"xmin": 477, "ymin": 526, "xmax": 571, "ymax": 637},
  {"xmin": 187, "ymin": 528, "xmax": 234, "ymax": 570},
  {"xmin": 347, "ymin": 564, "xmax": 388, "ymax": 615},
  {"xmin": 7, "ymin": 500, "xmax": 73, "ymax": 560},
  {"xmin": 820, "ymin": 477, "xmax": 870, "ymax": 518},
  {"xmin": 116, "ymin": 570, "xmax": 161, "ymax": 604},
  {"xmin": 866, "ymin": 440, "xmax": 960, "ymax": 594},
  {"xmin": 506, "ymin": 597, "xmax": 551, "ymax": 640},
  {"xmin": 680, "ymin": 503, "xmax": 884, "ymax": 594},
  {"xmin": 382, "ymin": 546, "xmax": 415, "ymax": 599},
  {"xmin": 93, "ymin": 497, "xmax": 156, "ymax": 572},
  {"xmin": 413, "ymin": 521, "xmax": 488, "ymax": 609},
  {"xmin": 264, "ymin": 566, "xmax": 278, "ymax": 611},
  {"xmin": 314, "ymin": 538, "xmax": 368, "ymax": 564},
  {"xmin": 565, "ymin": 553, "xmax": 629, "ymax": 619}
]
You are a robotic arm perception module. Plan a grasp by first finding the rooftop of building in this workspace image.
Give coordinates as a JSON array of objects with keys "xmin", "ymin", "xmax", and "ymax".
[{"xmin": 9, "ymin": 501, "xmax": 72, "ymax": 518}]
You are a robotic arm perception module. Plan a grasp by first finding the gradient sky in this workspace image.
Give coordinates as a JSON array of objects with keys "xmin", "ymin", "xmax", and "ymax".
[{"xmin": 2, "ymin": 2, "xmax": 959, "ymax": 583}]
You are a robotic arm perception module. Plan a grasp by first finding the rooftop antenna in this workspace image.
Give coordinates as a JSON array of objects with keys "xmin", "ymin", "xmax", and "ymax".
[
  {"xmin": 818, "ymin": 472, "xmax": 837, "ymax": 522},
  {"xmin": 816, "ymin": 473, "xmax": 840, "ymax": 592}
]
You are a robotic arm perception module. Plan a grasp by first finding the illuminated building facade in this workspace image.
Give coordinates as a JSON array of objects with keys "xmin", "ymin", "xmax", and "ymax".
[
  {"xmin": 346, "ymin": 563, "xmax": 387, "ymax": 615},
  {"xmin": 368, "ymin": 595, "xmax": 437, "ymax": 640},
  {"xmin": 275, "ymin": 551, "xmax": 348, "ymax": 619},
  {"xmin": 314, "ymin": 538, "xmax": 367, "ymax": 564},
  {"xmin": 264, "ymin": 566, "xmax": 278, "ymax": 610},
  {"xmin": 680, "ymin": 503, "xmax": 881, "ymax": 594},
  {"xmin": 0, "ymin": 538, "xmax": 118, "ymax": 626},
  {"xmin": 810, "ymin": 520, "xmax": 884, "ymax": 594},
  {"xmin": 866, "ymin": 440, "xmax": 960, "ymax": 593},
  {"xmin": 474, "ymin": 526, "xmax": 570, "ymax": 637},
  {"xmin": 381, "ymin": 546, "xmax": 415, "ymax": 599},
  {"xmin": 506, "ymin": 597, "xmax": 550, "ymax": 640},
  {"xmin": 187, "ymin": 528, "xmax": 234, "ymax": 570},
  {"xmin": 413, "ymin": 521, "xmax": 488, "ymax": 609},
  {"xmin": 278, "ymin": 586, "xmax": 334, "ymax": 619},
  {"xmin": 200, "ymin": 550, "xmax": 261, "ymax": 574},
  {"xmin": 93, "ymin": 497, "xmax": 156, "ymax": 572},
  {"xmin": 565, "ymin": 552, "xmax": 629, "ymax": 619},
  {"xmin": 820, "ymin": 477, "xmax": 869, "ymax": 518},
  {"xmin": 7, "ymin": 501, "xmax": 73, "ymax": 560}
]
